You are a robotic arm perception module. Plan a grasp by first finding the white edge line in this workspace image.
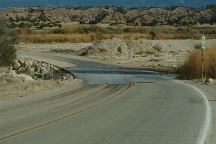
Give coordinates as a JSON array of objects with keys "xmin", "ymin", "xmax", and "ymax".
[{"xmin": 173, "ymin": 80, "xmax": 212, "ymax": 144}]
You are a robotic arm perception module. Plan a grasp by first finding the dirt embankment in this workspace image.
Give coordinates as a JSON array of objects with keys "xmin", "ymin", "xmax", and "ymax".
[{"xmin": 0, "ymin": 57, "xmax": 75, "ymax": 101}]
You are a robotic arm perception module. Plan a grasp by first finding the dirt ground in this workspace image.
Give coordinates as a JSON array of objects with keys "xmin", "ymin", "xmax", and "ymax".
[{"xmin": 0, "ymin": 77, "xmax": 78, "ymax": 101}]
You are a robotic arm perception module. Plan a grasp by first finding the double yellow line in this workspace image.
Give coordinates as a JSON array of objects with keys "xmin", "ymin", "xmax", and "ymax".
[{"xmin": 0, "ymin": 82, "xmax": 133, "ymax": 142}]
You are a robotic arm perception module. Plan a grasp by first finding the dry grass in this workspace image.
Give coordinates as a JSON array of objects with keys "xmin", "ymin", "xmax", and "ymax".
[
  {"xmin": 177, "ymin": 47, "xmax": 216, "ymax": 79},
  {"xmin": 17, "ymin": 34, "xmax": 97, "ymax": 43},
  {"xmin": 14, "ymin": 25, "xmax": 216, "ymax": 43},
  {"xmin": 16, "ymin": 33, "xmax": 150, "ymax": 43},
  {"xmin": 194, "ymin": 44, "xmax": 202, "ymax": 50},
  {"xmin": 205, "ymin": 47, "xmax": 216, "ymax": 79}
]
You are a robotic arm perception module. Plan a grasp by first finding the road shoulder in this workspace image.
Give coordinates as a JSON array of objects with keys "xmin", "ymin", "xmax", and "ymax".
[{"xmin": 184, "ymin": 80, "xmax": 216, "ymax": 144}]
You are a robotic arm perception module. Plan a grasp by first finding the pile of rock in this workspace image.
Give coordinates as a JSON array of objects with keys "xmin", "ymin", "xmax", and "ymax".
[
  {"xmin": 0, "ymin": 70, "xmax": 34, "ymax": 82},
  {"xmin": 83, "ymin": 38, "xmax": 164, "ymax": 58},
  {"xmin": 8, "ymin": 58, "xmax": 74, "ymax": 81},
  {"xmin": 86, "ymin": 38, "xmax": 130, "ymax": 58}
]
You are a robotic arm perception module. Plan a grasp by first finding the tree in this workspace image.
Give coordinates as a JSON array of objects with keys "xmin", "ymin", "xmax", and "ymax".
[{"xmin": 0, "ymin": 19, "xmax": 16, "ymax": 66}]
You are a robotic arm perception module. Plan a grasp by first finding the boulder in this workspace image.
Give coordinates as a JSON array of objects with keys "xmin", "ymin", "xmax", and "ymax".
[
  {"xmin": 13, "ymin": 61, "xmax": 21, "ymax": 70},
  {"xmin": 6, "ymin": 70, "xmax": 17, "ymax": 78},
  {"xmin": 18, "ymin": 58, "xmax": 25, "ymax": 65},
  {"xmin": 205, "ymin": 78, "xmax": 215, "ymax": 84},
  {"xmin": 17, "ymin": 74, "xmax": 34, "ymax": 82},
  {"xmin": 18, "ymin": 67, "xmax": 26, "ymax": 73},
  {"xmin": 25, "ymin": 60, "xmax": 33, "ymax": 67},
  {"xmin": 209, "ymin": 78, "xmax": 215, "ymax": 84},
  {"xmin": 41, "ymin": 66, "xmax": 48, "ymax": 74},
  {"xmin": 0, "ymin": 72, "xmax": 6, "ymax": 77}
]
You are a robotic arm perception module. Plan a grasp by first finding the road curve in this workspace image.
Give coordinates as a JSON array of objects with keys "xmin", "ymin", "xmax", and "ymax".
[{"xmin": 0, "ymin": 52, "xmax": 210, "ymax": 144}]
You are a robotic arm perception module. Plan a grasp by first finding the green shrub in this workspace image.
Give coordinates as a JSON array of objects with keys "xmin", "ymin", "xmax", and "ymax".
[
  {"xmin": 0, "ymin": 19, "xmax": 16, "ymax": 66},
  {"xmin": 149, "ymin": 29, "xmax": 158, "ymax": 40}
]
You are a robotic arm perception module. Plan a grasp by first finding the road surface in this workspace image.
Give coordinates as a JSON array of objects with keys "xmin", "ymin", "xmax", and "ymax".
[{"xmin": 0, "ymin": 52, "xmax": 210, "ymax": 144}]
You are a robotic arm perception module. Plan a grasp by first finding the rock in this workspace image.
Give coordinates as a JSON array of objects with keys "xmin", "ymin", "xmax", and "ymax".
[
  {"xmin": 13, "ymin": 61, "xmax": 21, "ymax": 70},
  {"xmin": 6, "ymin": 70, "xmax": 17, "ymax": 78},
  {"xmin": 62, "ymin": 76, "xmax": 67, "ymax": 80},
  {"xmin": 209, "ymin": 78, "xmax": 215, "ymax": 84},
  {"xmin": 53, "ymin": 66, "xmax": 59, "ymax": 71},
  {"xmin": 25, "ymin": 60, "xmax": 33, "ymax": 67},
  {"xmin": 13, "ymin": 58, "xmax": 74, "ymax": 81},
  {"xmin": 25, "ymin": 67, "xmax": 35, "ymax": 77},
  {"xmin": 18, "ymin": 58, "xmax": 25, "ymax": 65},
  {"xmin": 18, "ymin": 67, "xmax": 26, "ymax": 73},
  {"xmin": 0, "ymin": 72, "xmax": 6, "ymax": 77},
  {"xmin": 41, "ymin": 66, "xmax": 48, "ymax": 73},
  {"xmin": 17, "ymin": 74, "xmax": 34, "ymax": 82},
  {"xmin": 42, "ymin": 63, "xmax": 48, "ymax": 67},
  {"xmin": 205, "ymin": 78, "xmax": 215, "ymax": 84}
]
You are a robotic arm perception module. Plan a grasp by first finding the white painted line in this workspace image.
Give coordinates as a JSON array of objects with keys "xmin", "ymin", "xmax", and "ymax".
[{"xmin": 173, "ymin": 80, "xmax": 212, "ymax": 144}]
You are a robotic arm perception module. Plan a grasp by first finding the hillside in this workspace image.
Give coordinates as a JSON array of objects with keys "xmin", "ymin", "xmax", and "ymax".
[{"xmin": 0, "ymin": 6, "xmax": 216, "ymax": 28}]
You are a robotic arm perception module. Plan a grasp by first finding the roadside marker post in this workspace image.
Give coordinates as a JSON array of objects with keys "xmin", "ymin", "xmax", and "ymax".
[{"xmin": 201, "ymin": 35, "xmax": 206, "ymax": 83}]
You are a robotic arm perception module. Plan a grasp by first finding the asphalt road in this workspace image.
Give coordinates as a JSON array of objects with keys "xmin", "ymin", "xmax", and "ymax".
[{"xmin": 0, "ymin": 53, "xmax": 210, "ymax": 144}]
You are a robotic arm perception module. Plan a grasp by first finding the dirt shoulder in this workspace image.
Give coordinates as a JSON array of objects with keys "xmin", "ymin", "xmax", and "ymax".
[
  {"xmin": 0, "ymin": 76, "xmax": 82, "ymax": 101},
  {"xmin": 0, "ymin": 77, "xmax": 60, "ymax": 101}
]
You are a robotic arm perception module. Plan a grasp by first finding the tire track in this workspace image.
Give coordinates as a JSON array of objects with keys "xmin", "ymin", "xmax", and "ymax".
[{"xmin": 0, "ymin": 82, "xmax": 132, "ymax": 142}]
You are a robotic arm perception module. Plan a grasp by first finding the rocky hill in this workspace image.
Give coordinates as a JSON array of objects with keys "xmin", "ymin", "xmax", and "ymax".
[{"xmin": 0, "ymin": 5, "xmax": 216, "ymax": 27}]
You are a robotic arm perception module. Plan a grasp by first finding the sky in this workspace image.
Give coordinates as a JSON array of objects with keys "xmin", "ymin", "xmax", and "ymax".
[{"xmin": 0, "ymin": 0, "xmax": 215, "ymax": 8}]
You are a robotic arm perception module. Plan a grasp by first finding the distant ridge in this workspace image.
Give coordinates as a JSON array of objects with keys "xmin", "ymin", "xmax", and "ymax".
[{"xmin": 0, "ymin": 0, "xmax": 215, "ymax": 8}]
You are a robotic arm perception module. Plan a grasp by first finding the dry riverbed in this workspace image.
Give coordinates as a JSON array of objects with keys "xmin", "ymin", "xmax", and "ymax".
[{"xmin": 16, "ymin": 39, "xmax": 216, "ymax": 72}]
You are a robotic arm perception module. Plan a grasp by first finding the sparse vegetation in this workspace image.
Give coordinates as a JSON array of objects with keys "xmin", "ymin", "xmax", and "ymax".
[
  {"xmin": 98, "ymin": 48, "xmax": 108, "ymax": 53},
  {"xmin": 153, "ymin": 43, "xmax": 162, "ymax": 52},
  {"xmin": 149, "ymin": 29, "xmax": 158, "ymax": 40},
  {"xmin": 135, "ymin": 50, "xmax": 145, "ymax": 55},
  {"xmin": 13, "ymin": 24, "xmax": 216, "ymax": 43},
  {"xmin": 177, "ymin": 47, "xmax": 216, "ymax": 79},
  {"xmin": 194, "ymin": 44, "xmax": 202, "ymax": 50},
  {"xmin": 145, "ymin": 50, "xmax": 155, "ymax": 55}
]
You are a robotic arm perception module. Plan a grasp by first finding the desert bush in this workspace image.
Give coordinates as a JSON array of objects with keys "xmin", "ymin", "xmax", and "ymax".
[
  {"xmin": 0, "ymin": 19, "xmax": 16, "ymax": 66},
  {"xmin": 51, "ymin": 28, "xmax": 67, "ymax": 34},
  {"xmin": 177, "ymin": 47, "xmax": 216, "ymax": 79},
  {"xmin": 152, "ymin": 43, "xmax": 162, "ymax": 52},
  {"xmin": 205, "ymin": 47, "xmax": 216, "ymax": 79},
  {"xmin": 177, "ymin": 50, "xmax": 201, "ymax": 79},
  {"xmin": 98, "ymin": 48, "xmax": 108, "ymax": 53},
  {"xmin": 117, "ymin": 47, "xmax": 122, "ymax": 53},
  {"xmin": 149, "ymin": 30, "xmax": 157, "ymax": 40},
  {"xmin": 145, "ymin": 50, "xmax": 155, "ymax": 55},
  {"xmin": 135, "ymin": 50, "xmax": 145, "ymax": 55},
  {"xmin": 194, "ymin": 44, "xmax": 202, "ymax": 50}
]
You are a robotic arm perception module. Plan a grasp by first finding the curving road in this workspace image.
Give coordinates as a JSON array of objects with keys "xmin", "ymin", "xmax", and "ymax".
[{"xmin": 0, "ymin": 53, "xmax": 210, "ymax": 144}]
